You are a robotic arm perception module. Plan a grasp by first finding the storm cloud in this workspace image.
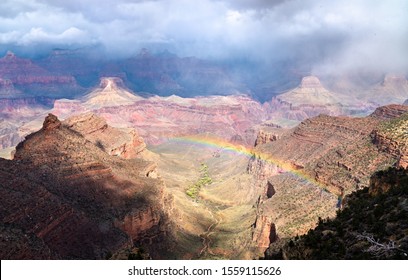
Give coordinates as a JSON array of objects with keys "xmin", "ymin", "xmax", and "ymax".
[{"xmin": 0, "ymin": 0, "xmax": 407, "ymax": 74}]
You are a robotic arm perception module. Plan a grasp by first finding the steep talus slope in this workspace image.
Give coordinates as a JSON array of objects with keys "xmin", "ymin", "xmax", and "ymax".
[
  {"xmin": 248, "ymin": 105, "xmax": 408, "ymax": 250},
  {"xmin": 0, "ymin": 114, "xmax": 174, "ymax": 259},
  {"xmin": 370, "ymin": 104, "xmax": 408, "ymax": 120},
  {"xmin": 371, "ymin": 111, "xmax": 408, "ymax": 168},
  {"xmin": 0, "ymin": 223, "xmax": 56, "ymax": 259},
  {"xmin": 81, "ymin": 77, "xmax": 144, "ymax": 109},
  {"xmin": 265, "ymin": 168, "xmax": 408, "ymax": 259},
  {"xmin": 251, "ymin": 108, "xmax": 408, "ymax": 195}
]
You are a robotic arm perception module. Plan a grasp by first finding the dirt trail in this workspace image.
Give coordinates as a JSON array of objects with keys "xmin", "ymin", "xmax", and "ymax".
[{"xmin": 198, "ymin": 207, "xmax": 222, "ymax": 257}]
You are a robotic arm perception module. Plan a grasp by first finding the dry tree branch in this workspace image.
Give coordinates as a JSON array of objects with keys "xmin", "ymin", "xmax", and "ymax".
[{"xmin": 355, "ymin": 232, "xmax": 407, "ymax": 257}]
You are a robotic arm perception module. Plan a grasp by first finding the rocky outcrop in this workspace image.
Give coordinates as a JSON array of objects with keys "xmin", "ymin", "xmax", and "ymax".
[
  {"xmin": 264, "ymin": 76, "xmax": 371, "ymax": 125},
  {"xmin": 252, "ymin": 215, "xmax": 277, "ymax": 248},
  {"xmin": 63, "ymin": 113, "xmax": 147, "ymax": 159},
  {"xmin": 254, "ymin": 126, "xmax": 283, "ymax": 147},
  {"xmin": 0, "ymin": 120, "xmax": 20, "ymax": 150},
  {"xmin": 265, "ymin": 168, "xmax": 408, "ymax": 259},
  {"xmin": 252, "ymin": 113, "xmax": 401, "ymax": 195},
  {"xmin": 370, "ymin": 104, "xmax": 408, "ymax": 120},
  {"xmin": 0, "ymin": 51, "xmax": 81, "ymax": 98},
  {"xmin": 249, "ymin": 105, "xmax": 408, "ymax": 253},
  {"xmin": 81, "ymin": 77, "xmax": 144, "ymax": 109},
  {"xmin": 368, "ymin": 74, "xmax": 408, "ymax": 105},
  {"xmin": 0, "ymin": 78, "xmax": 21, "ymax": 96},
  {"xmin": 54, "ymin": 82, "xmax": 268, "ymax": 145},
  {"xmin": 0, "ymin": 114, "xmax": 174, "ymax": 259},
  {"xmin": 0, "ymin": 223, "xmax": 56, "ymax": 259},
  {"xmin": 371, "ymin": 108, "xmax": 408, "ymax": 169}
]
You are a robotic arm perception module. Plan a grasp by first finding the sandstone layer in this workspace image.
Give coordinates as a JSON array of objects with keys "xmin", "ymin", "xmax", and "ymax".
[
  {"xmin": 53, "ymin": 77, "xmax": 268, "ymax": 145},
  {"xmin": 265, "ymin": 168, "xmax": 408, "ymax": 259},
  {"xmin": 0, "ymin": 114, "xmax": 174, "ymax": 259},
  {"xmin": 248, "ymin": 105, "xmax": 408, "ymax": 250}
]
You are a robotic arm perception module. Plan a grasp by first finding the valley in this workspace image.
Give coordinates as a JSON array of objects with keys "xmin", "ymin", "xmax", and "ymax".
[
  {"xmin": 0, "ymin": 51, "xmax": 407, "ymax": 260},
  {"xmin": 150, "ymin": 138, "xmax": 260, "ymax": 259}
]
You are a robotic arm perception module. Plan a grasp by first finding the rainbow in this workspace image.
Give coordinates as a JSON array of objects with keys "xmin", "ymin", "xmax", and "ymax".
[{"xmin": 171, "ymin": 135, "xmax": 329, "ymax": 190}]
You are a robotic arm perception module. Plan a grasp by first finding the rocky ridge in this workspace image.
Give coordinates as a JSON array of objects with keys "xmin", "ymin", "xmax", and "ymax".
[
  {"xmin": 0, "ymin": 51, "xmax": 81, "ymax": 98},
  {"xmin": 265, "ymin": 168, "xmax": 408, "ymax": 259},
  {"xmin": 53, "ymin": 77, "xmax": 268, "ymax": 145},
  {"xmin": 64, "ymin": 113, "xmax": 147, "ymax": 159},
  {"xmin": 371, "ymin": 111, "xmax": 408, "ymax": 169},
  {"xmin": 0, "ymin": 113, "xmax": 174, "ymax": 259},
  {"xmin": 248, "ymin": 105, "xmax": 408, "ymax": 251}
]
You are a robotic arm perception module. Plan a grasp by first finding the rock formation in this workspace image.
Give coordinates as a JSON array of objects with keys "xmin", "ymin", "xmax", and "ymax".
[
  {"xmin": 0, "ymin": 114, "xmax": 174, "ymax": 259},
  {"xmin": 368, "ymin": 74, "xmax": 408, "ymax": 105},
  {"xmin": 254, "ymin": 124, "xmax": 284, "ymax": 147},
  {"xmin": 0, "ymin": 51, "xmax": 81, "ymax": 98},
  {"xmin": 81, "ymin": 77, "xmax": 144, "ymax": 109},
  {"xmin": 64, "ymin": 113, "xmax": 147, "ymax": 159},
  {"xmin": 265, "ymin": 168, "xmax": 408, "ymax": 259},
  {"xmin": 249, "ymin": 104, "xmax": 408, "ymax": 252},
  {"xmin": 0, "ymin": 78, "xmax": 21, "ymax": 96},
  {"xmin": 371, "ymin": 110, "xmax": 408, "ymax": 169},
  {"xmin": 370, "ymin": 104, "xmax": 408, "ymax": 120},
  {"xmin": 0, "ymin": 120, "xmax": 20, "ymax": 150},
  {"xmin": 53, "ymin": 77, "xmax": 268, "ymax": 145},
  {"xmin": 264, "ymin": 75, "xmax": 374, "ymax": 126}
]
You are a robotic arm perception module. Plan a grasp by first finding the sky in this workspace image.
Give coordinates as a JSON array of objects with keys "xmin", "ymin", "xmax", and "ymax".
[{"xmin": 0, "ymin": 0, "xmax": 407, "ymax": 75}]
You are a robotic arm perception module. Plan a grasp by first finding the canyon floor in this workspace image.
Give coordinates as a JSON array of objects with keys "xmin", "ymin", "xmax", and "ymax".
[{"xmin": 149, "ymin": 137, "xmax": 261, "ymax": 259}]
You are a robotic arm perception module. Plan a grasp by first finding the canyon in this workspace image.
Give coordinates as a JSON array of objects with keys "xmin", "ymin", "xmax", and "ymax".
[
  {"xmin": 0, "ymin": 113, "xmax": 175, "ymax": 259},
  {"xmin": 1, "ymin": 50, "xmax": 408, "ymax": 259}
]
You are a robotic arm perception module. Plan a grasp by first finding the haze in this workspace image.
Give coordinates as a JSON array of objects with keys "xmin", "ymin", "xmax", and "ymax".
[{"xmin": 0, "ymin": 0, "xmax": 407, "ymax": 75}]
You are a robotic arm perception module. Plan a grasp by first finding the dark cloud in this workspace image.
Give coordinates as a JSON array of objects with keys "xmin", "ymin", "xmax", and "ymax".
[{"xmin": 0, "ymin": 0, "xmax": 407, "ymax": 75}]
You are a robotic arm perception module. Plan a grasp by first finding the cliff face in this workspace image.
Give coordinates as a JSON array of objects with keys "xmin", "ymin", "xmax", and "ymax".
[
  {"xmin": 0, "ymin": 51, "xmax": 82, "ymax": 98},
  {"xmin": 370, "ymin": 104, "xmax": 408, "ymax": 120},
  {"xmin": 264, "ymin": 76, "xmax": 375, "ymax": 126},
  {"xmin": 0, "ymin": 78, "xmax": 21, "ymax": 96},
  {"xmin": 53, "ymin": 78, "xmax": 268, "ymax": 145},
  {"xmin": 251, "ymin": 111, "xmax": 406, "ymax": 195},
  {"xmin": 248, "ymin": 105, "xmax": 408, "ymax": 252},
  {"xmin": 0, "ymin": 114, "xmax": 174, "ymax": 259},
  {"xmin": 368, "ymin": 74, "xmax": 408, "ymax": 105},
  {"xmin": 371, "ymin": 111, "xmax": 408, "ymax": 169},
  {"xmin": 265, "ymin": 168, "xmax": 408, "ymax": 260},
  {"xmin": 0, "ymin": 120, "xmax": 20, "ymax": 150},
  {"xmin": 63, "ymin": 113, "xmax": 147, "ymax": 159},
  {"xmin": 254, "ymin": 125, "xmax": 283, "ymax": 147}
]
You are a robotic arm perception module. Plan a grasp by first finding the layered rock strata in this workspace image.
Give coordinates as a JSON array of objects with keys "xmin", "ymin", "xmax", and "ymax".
[{"xmin": 0, "ymin": 114, "xmax": 174, "ymax": 259}]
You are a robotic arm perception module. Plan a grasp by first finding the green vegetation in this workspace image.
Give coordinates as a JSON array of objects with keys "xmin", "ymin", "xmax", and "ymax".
[
  {"xmin": 378, "ymin": 112, "xmax": 408, "ymax": 144},
  {"xmin": 186, "ymin": 163, "xmax": 213, "ymax": 199}
]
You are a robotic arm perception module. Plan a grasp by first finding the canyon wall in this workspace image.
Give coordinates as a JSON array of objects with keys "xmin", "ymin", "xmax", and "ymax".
[{"xmin": 0, "ymin": 114, "xmax": 175, "ymax": 259}]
